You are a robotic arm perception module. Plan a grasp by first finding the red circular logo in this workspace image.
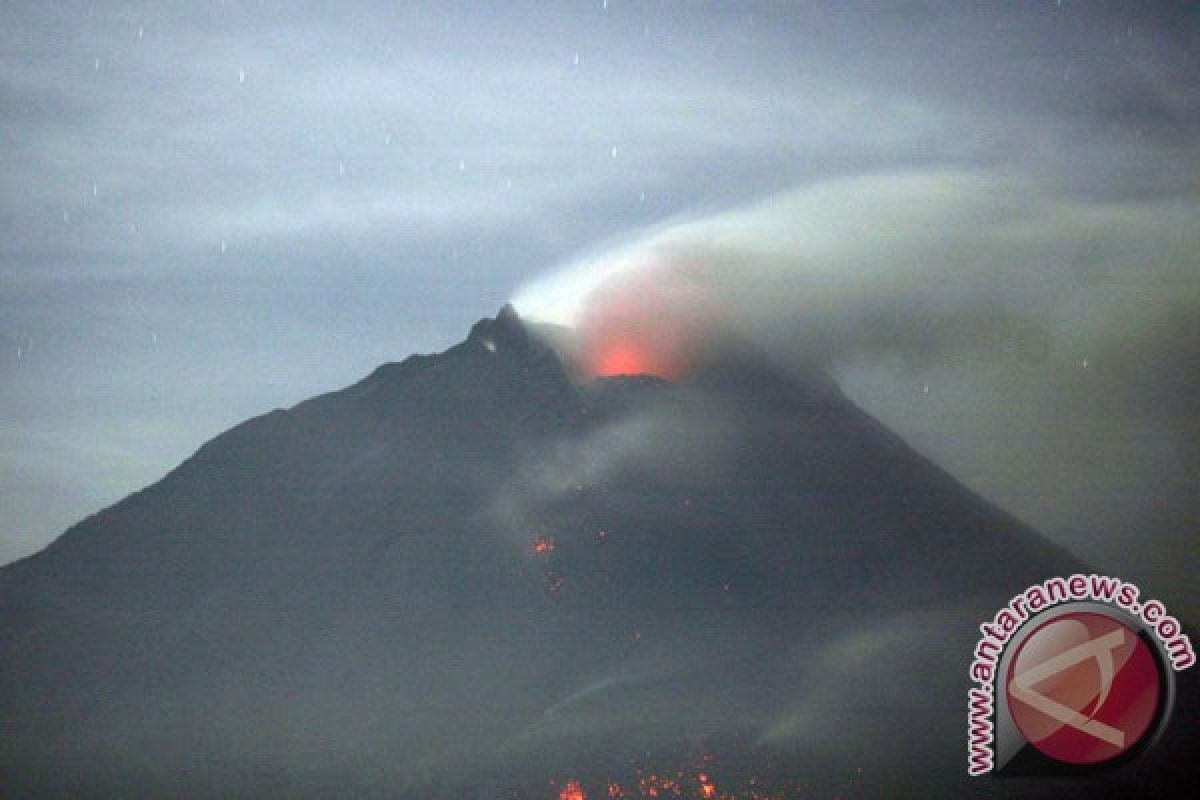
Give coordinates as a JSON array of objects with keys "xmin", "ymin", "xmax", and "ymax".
[{"xmin": 1006, "ymin": 611, "xmax": 1161, "ymax": 765}]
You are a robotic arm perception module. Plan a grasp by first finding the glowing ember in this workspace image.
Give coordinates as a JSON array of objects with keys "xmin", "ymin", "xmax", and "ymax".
[
  {"xmin": 559, "ymin": 780, "xmax": 586, "ymax": 800},
  {"xmin": 540, "ymin": 755, "xmax": 802, "ymax": 798},
  {"xmin": 637, "ymin": 774, "xmax": 684, "ymax": 797},
  {"xmin": 534, "ymin": 536, "xmax": 556, "ymax": 554}
]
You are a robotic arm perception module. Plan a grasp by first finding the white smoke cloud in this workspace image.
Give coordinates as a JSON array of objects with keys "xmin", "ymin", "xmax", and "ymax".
[
  {"xmin": 512, "ymin": 168, "xmax": 1200, "ymax": 616},
  {"xmin": 515, "ymin": 168, "xmax": 1196, "ymax": 367}
]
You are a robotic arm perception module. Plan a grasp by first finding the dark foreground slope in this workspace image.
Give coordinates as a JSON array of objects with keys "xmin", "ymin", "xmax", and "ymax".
[{"xmin": 1, "ymin": 306, "xmax": 1195, "ymax": 798}]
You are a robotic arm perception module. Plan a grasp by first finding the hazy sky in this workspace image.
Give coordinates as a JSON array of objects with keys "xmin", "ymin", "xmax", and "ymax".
[{"xmin": 2, "ymin": 1, "xmax": 1197, "ymax": 598}]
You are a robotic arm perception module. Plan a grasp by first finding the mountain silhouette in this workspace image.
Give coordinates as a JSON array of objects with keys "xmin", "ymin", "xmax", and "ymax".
[{"xmin": 1, "ymin": 305, "xmax": 1194, "ymax": 798}]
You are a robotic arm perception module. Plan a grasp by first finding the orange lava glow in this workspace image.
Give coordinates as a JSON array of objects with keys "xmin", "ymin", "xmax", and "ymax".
[
  {"xmin": 594, "ymin": 340, "xmax": 657, "ymax": 378},
  {"xmin": 577, "ymin": 263, "xmax": 718, "ymax": 379},
  {"xmin": 559, "ymin": 780, "xmax": 586, "ymax": 800},
  {"xmin": 534, "ymin": 536, "xmax": 556, "ymax": 554},
  {"xmin": 540, "ymin": 769, "xmax": 802, "ymax": 799}
]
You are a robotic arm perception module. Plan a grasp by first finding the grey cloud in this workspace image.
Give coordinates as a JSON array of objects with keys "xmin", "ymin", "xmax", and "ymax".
[{"xmin": 2, "ymin": 1, "xmax": 1198, "ymax": 575}]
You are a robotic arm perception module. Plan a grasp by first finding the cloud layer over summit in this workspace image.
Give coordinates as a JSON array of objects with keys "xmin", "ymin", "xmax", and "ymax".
[{"xmin": 1, "ymin": 1, "xmax": 1197, "ymax": 593}]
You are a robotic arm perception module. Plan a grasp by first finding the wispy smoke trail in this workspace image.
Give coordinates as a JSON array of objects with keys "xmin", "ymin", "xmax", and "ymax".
[{"xmin": 513, "ymin": 168, "xmax": 1200, "ymax": 614}]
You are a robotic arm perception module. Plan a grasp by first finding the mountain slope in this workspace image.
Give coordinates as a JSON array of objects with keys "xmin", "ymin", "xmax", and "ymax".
[{"xmin": 0, "ymin": 306, "xmax": 1192, "ymax": 798}]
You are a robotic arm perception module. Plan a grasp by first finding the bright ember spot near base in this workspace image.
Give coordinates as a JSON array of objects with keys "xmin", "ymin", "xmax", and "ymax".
[{"xmin": 559, "ymin": 780, "xmax": 587, "ymax": 800}]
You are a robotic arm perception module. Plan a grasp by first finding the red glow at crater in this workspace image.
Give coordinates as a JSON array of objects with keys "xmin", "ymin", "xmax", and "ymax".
[
  {"xmin": 594, "ymin": 340, "xmax": 657, "ymax": 378},
  {"xmin": 577, "ymin": 263, "xmax": 717, "ymax": 380}
]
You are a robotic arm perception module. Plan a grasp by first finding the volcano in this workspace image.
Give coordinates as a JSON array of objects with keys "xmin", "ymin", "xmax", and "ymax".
[{"xmin": 0, "ymin": 306, "xmax": 1194, "ymax": 798}]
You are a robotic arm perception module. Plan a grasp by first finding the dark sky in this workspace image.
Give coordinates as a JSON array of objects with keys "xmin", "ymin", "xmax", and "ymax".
[{"xmin": 2, "ymin": 1, "xmax": 1197, "ymax": 603}]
